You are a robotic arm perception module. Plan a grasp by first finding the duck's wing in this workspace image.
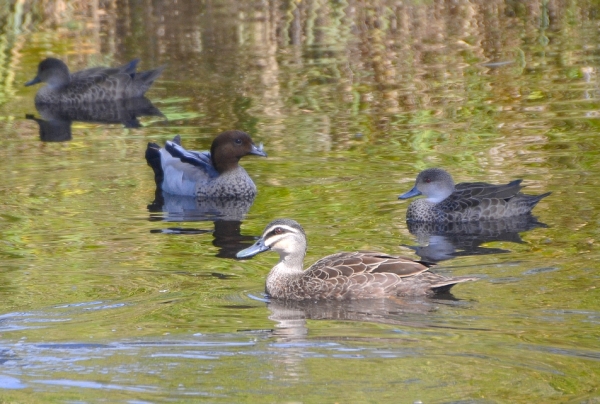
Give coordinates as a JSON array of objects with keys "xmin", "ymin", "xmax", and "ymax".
[
  {"xmin": 455, "ymin": 180, "xmax": 523, "ymax": 198},
  {"xmin": 68, "ymin": 60, "xmax": 162, "ymax": 99},
  {"xmin": 66, "ymin": 70, "xmax": 134, "ymax": 100},
  {"xmin": 309, "ymin": 252, "xmax": 431, "ymax": 277},
  {"xmin": 164, "ymin": 140, "xmax": 218, "ymax": 177},
  {"xmin": 439, "ymin": 180, "xmax": 523, "ymax": 212},
  {"xmin": 70, "ymin": 59, "xmax": 140, "ymax": 81},
  {"xmin": 67, "ymin": 60, "xmax": 146, "ymax": 100}
]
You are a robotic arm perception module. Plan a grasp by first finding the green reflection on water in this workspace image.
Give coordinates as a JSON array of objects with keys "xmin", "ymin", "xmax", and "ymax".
[{"xmin": 0, "ymin": 0, "xmax": 598, "ymax": 402}]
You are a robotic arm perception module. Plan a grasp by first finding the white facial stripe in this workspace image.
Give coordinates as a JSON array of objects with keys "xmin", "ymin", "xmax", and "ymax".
[
  {"xmin": 263, "ymin": 224, "xmax": 298, "ymax": 247},
  {"xmin": 264, "ymin": 233, "xmax": 290, "ymax": 248},
  {"xmin": 264, "ymin": 224, "xmax": 297, "ymax": 234}
]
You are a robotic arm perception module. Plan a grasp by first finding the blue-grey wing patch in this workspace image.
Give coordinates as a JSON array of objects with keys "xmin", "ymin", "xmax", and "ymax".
[{"xmin": 165, "ymin": 141, "xmax": 218, "ymax": 178}]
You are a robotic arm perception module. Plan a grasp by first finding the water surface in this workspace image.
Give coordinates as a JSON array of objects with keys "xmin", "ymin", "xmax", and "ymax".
[{"xmin": 0, "ymin": 1, "xmax": 598, "ymax": 402}]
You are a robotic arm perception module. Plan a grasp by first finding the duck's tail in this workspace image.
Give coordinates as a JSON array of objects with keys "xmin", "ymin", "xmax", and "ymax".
[
  {"xmin": 531, "ymin": 191, "xmax": 551, "ymax": 205},
  {"xmin": 521, "ymin": 191, "xmax": 552, "ymax": 212},
  {"xmin": 120, "ymin": 59, "xmax": 140, "ymax": 75},
  {"xmin": 133, "ymin": 65, "xmax": 166, "ymax": 96},
  {"xmin": 430, "ymin": 276, "xmax": 478, "ymax": 294},
  {"xmin": 145, "ymin": 142, "xmax": 164, "ymax": 187}
]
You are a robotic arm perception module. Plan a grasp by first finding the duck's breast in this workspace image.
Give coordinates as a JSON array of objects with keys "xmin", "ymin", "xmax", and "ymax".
[{"xmin": 198, "ymin": 167, "xmax": 257, "ymax": 199}]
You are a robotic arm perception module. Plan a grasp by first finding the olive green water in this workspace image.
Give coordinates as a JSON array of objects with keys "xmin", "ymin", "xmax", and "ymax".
[{"xmin": 0, "ymin": 0, "xmax": 598, "ymax": 402}]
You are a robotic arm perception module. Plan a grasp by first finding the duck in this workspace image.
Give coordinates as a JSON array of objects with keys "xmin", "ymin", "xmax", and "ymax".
[
  {"xmin": 145, "ymin": 130, "xmax": 267, "ymax": 199},
  {"xmin": 398, "ymin": 168, "xmax": 551, "ymax": 223},
  {"xmin": 236, "ymin": 218, "xmax": 476, "ymax": 300},
  {"xmin": 25, "ymin": 58, "xmax": 165, "ymax": 104}
]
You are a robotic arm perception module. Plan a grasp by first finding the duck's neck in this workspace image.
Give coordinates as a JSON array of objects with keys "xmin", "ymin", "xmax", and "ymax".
[
  {"xmin": 210, "ymin": 146, "xmax": 240, "ymax": 174},
  {"xmin": 266, "ymin": 252, "xmax": 305, "ymax": 297},
  {"xmin": 426, "ymin": 193, "xmax": 451, "ymax": 203},
  {"xmin": 47, "ymin": 72, "xmax": 71, "ymax": 90}
]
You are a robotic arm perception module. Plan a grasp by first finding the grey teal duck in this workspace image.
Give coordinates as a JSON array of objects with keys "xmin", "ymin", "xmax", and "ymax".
[
  {"xmin": 25, "ymin": 58, "xmax": 165, "ymax": 104},
  {"xmin": 145, "ymin": 131, "xmax": 267, "ymax": 199},
  {"xmin": 236, "ymin": 219, "xmax": 477, "ymax": 300},
  {"xmin": 398, "ymin": 168, "xmax": 551, "ymax": 223}
]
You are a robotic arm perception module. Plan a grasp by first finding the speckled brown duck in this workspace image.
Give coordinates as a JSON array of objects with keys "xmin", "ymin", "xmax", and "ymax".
[
  {"xmin": 25, "ymin": 58, "xmax": 165, "ymax": 104},
  {"xmin": 145, "ymin": 131, "xmax": 267, "ymax": 199},
  {"xmin": 398, "ymin": 168, "xmax": 551, "ymax": 223},
  {"xmin": 236, "ymin": 219, "xmax": 476, "ymax": 300}
]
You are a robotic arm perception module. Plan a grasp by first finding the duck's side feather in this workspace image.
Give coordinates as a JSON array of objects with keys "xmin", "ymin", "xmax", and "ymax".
[{"xmin": 273, "ymin": 252, "xmax": 463, "ymax": 300}]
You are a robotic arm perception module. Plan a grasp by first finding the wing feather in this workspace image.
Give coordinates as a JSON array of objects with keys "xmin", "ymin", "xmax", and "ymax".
[{"xmin": 164, "ymin": 141, "xmax": 217, "ymax": 176}]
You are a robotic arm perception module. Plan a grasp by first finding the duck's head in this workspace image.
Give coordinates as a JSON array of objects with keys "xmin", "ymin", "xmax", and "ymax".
[
  {"xmin": 25, "ymin": 58, "xmax": 71, "ymax": 89},
  {"xmin": 210, "ymin": 130, "xmax": 267, "ymax": 173},
  {"xmin": 398, "ymin": 168, "xmax": 456, "ymax": 203},
  {"xmin": 236, "ymin": 219, "xmax": 307, "ymax": 260}
]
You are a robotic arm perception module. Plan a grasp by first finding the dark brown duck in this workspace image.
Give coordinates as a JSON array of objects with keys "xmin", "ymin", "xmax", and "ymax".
[{"xmin": 236, "ymin": 219, "xmax": 476, "ymax": 300}]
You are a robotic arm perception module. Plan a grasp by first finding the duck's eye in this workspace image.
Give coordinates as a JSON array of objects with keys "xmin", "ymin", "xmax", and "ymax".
[
  {"xmin": 425, "ymin": 178, "xmax": 431, "ymax": 183},
  {"xmin": 273, "ymin": 227, "xmax": 283, "ymax": 235},
  {"xmin": 234, "ymin": 138, "xmax": 242, "ymax": 145}
]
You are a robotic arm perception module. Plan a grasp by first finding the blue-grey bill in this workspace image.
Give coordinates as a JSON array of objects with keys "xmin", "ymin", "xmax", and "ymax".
[
  {"xmin": 236, "ymin": 238, "xmax": 269, "ymax": 258},
  {"xmin": 398, "ymin": 186, "xmax": 422, "ymax": 200},
  {"xmin": 25, "ymin": 77, "xmax": 41, "ymax": 87},
  {"xmin": 250, "ymin": 143, "xmax": 267, "ymax": 157}
]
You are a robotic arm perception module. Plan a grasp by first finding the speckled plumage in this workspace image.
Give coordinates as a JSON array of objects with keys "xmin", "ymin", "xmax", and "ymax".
[
  {"xmin": 145, "ymin": 130, "xmax": 267, "ymax": 199},
  {"xmin": 25, "ymin": 58, "xmax": 165, "ymax": 104},
  {"xmin": 236, "ymin": 219, "xmax": 476, "ymax": 300},
  {"xmin": 399, "ymin": 168, "xmax": 551, "ymax": 223}
]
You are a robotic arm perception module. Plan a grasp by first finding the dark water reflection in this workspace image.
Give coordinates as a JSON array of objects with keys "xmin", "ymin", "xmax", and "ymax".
[
  {"xmin": 26, "ymin": 97, "xmax": 164, "ymax": 142},
  {"xmin": 0, "ymin": 0, "xmax": 599, "ymax": 402},
  {"xmin": 405, "ymin": 215, "xmax": 548, "ymax": 262},
  {"xmin": 147, "ymin": 191, "xmax": 257, "ymax": 259}
]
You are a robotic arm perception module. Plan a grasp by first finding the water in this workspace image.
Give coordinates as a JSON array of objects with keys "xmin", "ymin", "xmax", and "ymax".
[{"xmin": 0, "ymin": 0, "xmax": 599, "ymax": 402}]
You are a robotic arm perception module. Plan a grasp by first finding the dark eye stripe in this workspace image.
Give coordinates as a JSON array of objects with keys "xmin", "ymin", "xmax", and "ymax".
[{"xmin": 265, "ymin": 225, "xmax": 296, "ymax": 237}]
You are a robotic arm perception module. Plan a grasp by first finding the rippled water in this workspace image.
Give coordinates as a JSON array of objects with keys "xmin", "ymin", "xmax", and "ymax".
[{"xmin": 0, "ymin": 1, "xmax": 599, "ymax": 402}]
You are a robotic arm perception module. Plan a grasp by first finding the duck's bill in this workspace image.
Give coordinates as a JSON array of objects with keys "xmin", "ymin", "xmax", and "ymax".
[
  {"xmin": 25, "ymin": 76, "xmax": 41, "ymax": 87},
  {"xmin": 398, "ymin": 185, "xmax": 422, "ymax": 200},
  {"xmin": 250, "ymin": 143, "xmax": 267, "ymax": 157},
  {"xmin": 236, "ymin": 238, "xmax": 270, "ymax": 258}
]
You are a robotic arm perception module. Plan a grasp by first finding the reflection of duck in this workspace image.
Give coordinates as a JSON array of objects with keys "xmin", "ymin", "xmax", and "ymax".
[
  {"xmin": 236, "ymin": 219, "xmax": 477, "ymax": 300},
  {"xmin": 25, "ymin": 58, "xmax": 165, "ymax": 104},
  {"xmin": 266, "ymin": 296, "xmax": 463, "ymax": 340},
  {"xmin": 145, "ymin": 131, "xmax": 266, "ymax": 199},
  {"xmin": 148, "ymin": 192, "xmax": 256, "ymax": 259},
  {"xmin": 148, "ymin": 192, "xmax": 254, "ymax": 222},
  {"xmin": 26, "ymin": 97, "xmax": 164, "ymax": 142},
  {"xmin": 404, "ymin": 215, "xmax": 548, "ymax": 262},
  {"xmin": 398, "ymin": 168, "xmax": 551, "ymax": 222}
]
